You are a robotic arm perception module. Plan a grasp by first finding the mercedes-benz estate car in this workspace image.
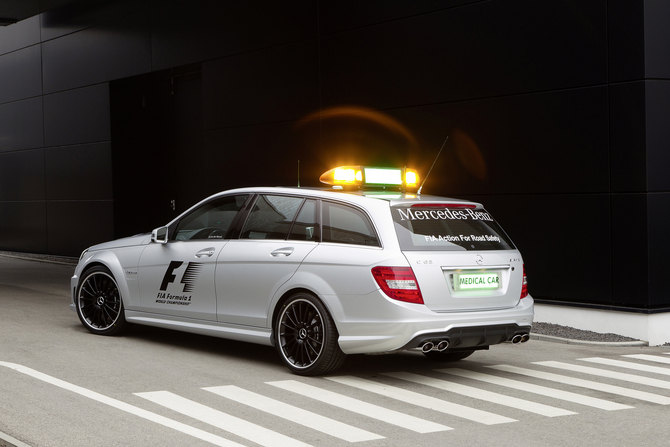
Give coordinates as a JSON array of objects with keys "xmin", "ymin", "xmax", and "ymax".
[{"xmin": 71, "ymin": 166, "xmax": 533, "ymax": 375}]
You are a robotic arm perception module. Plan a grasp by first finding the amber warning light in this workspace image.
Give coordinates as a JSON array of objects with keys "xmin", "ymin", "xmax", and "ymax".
[{"xmin": 320, "ymin": 166, "xmax": 419, "ymax": 190}]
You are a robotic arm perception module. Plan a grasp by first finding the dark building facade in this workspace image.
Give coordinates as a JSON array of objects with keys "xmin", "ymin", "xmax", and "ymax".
[{"xmin": 0, "ymin": 0, "xmax": 668, "ymax": 312}]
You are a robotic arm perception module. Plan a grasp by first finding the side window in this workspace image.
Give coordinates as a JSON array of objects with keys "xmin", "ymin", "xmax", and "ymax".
[
  {"xmin": 288, "ymin": 199, "xmax": 319, "ymax": 241},
  {"xmin": 174, "ymin": 195, "xmax": 248, "ymax": 241},
  {"xmin": 241, "ymin": 195, "xmax": 304, "ymax": 240},
  {"xmin": 322, "ymin": 201, "xmax": 380, "ymax": 247}
]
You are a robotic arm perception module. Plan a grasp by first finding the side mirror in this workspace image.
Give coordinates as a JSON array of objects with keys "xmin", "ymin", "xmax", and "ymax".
[{"xmin": 151, "ymin": 226, "xmax": 169, "ymax": 244}]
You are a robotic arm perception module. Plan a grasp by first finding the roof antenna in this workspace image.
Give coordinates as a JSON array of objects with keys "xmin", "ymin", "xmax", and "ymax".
[
  {"xmin": 297, "ymin": 160, "xmax": 300, "ymax": 187},
  {"xmin": 418, "ymin": 136, "xmax": 448, "ymax": 195}
]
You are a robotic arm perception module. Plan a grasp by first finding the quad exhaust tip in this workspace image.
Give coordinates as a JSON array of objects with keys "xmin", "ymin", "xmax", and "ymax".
[
  {"xmin": 421, "ymin": 340, "xmax": 450, "ymax": 352},
  {"xmin": 511, "ymin": 333, "xmax": 530, "ymax": 344}
]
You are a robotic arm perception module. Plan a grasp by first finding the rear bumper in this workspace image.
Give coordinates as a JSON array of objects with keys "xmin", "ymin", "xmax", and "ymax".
[
  {"xmin": 333, "ymin": 294, "xmax": 534, "ymax": 354},
  {"xmin": 398, "ymin": 323, "xmax": 530, "ymax": 351}
]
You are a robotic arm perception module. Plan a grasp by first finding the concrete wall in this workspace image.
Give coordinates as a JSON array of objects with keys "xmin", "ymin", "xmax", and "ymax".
[{"xmin": 0, "ymin": 0, "xmax": 668, "ymax": 310}]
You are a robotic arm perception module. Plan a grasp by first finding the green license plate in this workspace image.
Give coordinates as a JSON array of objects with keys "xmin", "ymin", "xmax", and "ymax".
[{"xmin": 454, "ymin": 272, "xmax": 501, "ymax": 291}]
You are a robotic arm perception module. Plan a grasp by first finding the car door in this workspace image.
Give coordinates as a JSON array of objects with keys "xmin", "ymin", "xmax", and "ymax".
[
  {"xmin": 137, "ymin": 194, "xmax": 249, "ymax": 320},
  {"xmin": 215, "ymin": 195, "xmax": 319, "ymax": 327},
  {"xmin": 294, "ymin": 199, "xmax": 388, "ymax": 299}
]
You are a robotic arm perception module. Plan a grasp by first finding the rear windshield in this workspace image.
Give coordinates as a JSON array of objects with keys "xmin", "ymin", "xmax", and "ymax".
[{"xmin": 392, "ymin": 204, "xmax": 515, "ymax": 251}]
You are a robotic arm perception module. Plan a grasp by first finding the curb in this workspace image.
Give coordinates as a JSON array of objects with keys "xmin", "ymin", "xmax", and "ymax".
[
  {"xmin": 0, "ymin": 253, "xmax": 77, "ymax": 266},
  {"xmin": 0, "ymin": 430, "xmax": 32, "ymax": 447},
  {"xmin": 530, "ymin": 333, "xmax": 648, "ymax": 347}
]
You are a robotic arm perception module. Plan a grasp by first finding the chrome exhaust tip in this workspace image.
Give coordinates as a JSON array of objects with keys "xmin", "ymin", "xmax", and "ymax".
[
  {"xmin": 520, "ymin": 333, "xmax": 530, "ymax": 343},
  {"xmin": 511, "ymin": 334, "xmax": 523, "ymax": 344},
  {"xmin": 421, "ymin": 342, "xmax": 435, "ymax": 353},
  {"xmin": 436, "ymin": 340, "xmax": 450, "ymax": 351}
]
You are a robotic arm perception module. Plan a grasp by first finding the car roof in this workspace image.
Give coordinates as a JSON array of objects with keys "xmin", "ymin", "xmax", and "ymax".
[
  {"xmin": 207, "ymin": 186, "xmax": 483, "ymax": 208},
  {"xmin": 166, "ymin": 186, "xmax": 486, "ymax": 229}
]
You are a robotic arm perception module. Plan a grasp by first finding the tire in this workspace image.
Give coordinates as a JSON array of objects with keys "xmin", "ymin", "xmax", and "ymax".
[
  {"xmin": 275, "ymin": 293, "xmax": 346, "ymax": 376},
  {"xmin": 422, "ymin": 350, "xmax": 475, "ymax": 362},
  {"xmin": 76, "ymin": 266, "xmax": 129, "ymax": 336}
]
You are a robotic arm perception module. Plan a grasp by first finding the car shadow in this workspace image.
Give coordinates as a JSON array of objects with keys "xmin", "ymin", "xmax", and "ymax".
[
  {"xmin": 70, "ymin": 321, "xmax": 478, "ymax": 376},
  {"xmin": 158, "ymin": 326, "xmax": 479, "ymax": 374}
]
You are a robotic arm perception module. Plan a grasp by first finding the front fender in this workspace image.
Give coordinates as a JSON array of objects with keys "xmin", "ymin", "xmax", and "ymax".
[{"xmin": 71, "ymin": 245, "xmax": 147, "ymax": 311}]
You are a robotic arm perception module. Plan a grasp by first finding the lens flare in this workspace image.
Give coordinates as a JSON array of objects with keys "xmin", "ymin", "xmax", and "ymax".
[
  {"xmin": 452, "ymin": 129, "xmax": 487, "ymax": 181},
  {"xmin": 297, "ymin": 105, "xmax": 418, "ymax": 148}
]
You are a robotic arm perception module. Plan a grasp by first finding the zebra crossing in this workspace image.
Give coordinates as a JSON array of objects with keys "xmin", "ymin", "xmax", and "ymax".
[{"xmin": 130, "ymin": 352, "xmax": 670, "ymax": 446}]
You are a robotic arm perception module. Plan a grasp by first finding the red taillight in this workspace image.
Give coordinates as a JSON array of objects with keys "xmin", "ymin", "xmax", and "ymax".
[
  {"xmin": 520, "ymin": 264, "xmax": 529, "ymax": 299},
  {"xmin": 371, "ymin": 266, "xmax": 424, "ymax": 304}
]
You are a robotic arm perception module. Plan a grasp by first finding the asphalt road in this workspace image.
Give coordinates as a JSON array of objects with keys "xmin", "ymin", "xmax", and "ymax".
[{"xmin": 2, "ymin": 255, "xmax": 670, "ymax": 447}]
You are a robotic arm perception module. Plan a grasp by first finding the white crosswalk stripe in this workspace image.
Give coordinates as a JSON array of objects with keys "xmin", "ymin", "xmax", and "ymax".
[
  {"xmin": 534, "ymin": 361, "xmax": 670, "ymax": 390},
  {"xmin": 135, "ymin": 391, "xmax": 313, "ymax": 447},
  {"xmin": 1, "ymin": 362, "xmax": 245, "ymax": 447},
  {"xmin": 623, "ymin": 354, "xmax": 670, "ymax": 365},
  {"xmin": 129, "ymin": 355, "xmax": 670, "ymax": 445},
  {"xmin": 581, "ymin": 357, "xmax": 670, "ymax": 376},
  {"xmin": 382, "ymin": 371, "xmax": 577, "ymax": 417},
  {"xmin": 326, "ymin": 375, "xmax": 516, "ymax": 425},
  {"xmin": 488, "ymin": 364, "xmax": 670, "ymax": 405},
  {"xmin": 7, "ymin": 354, "xmax": 670, "ymax": 447},
  {"xmin": 267, "ymin": 379, "xmax": 451, "ymax": 433},
  {"xmin": 203, "ymin": 385, "xmax": 384, "ymax": 442},
  {"xmin": 436, "ymin": 368, "xmax": 634, "ymax": 411}
]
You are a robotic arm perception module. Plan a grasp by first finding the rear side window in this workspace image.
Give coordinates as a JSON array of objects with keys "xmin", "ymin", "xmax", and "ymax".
[
  {"xmin": 392, "ymin": 204, "xmax": 515, "ymax": 251},
  {"xmin": 241, "ymin": 195, "xmax": 304, "ymax": 240},
  {"xmin": 322, "ymin": 201, "xmax": 379, "ymax": 247}
]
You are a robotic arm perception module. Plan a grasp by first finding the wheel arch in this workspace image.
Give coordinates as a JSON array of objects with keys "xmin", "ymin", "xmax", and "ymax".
[
  {"xmin": 270, "ymin": 287, "xmax": 318, "ymax": 347},
  {"xmin": 74, "ymin": 261, "xmax": 130, "ymax": 335},
  {"xmin": 271, "ymin": 287, "xmax": 347, "ymax": 375},
  {"xmin": 269, "ymin": 286, "xmax": 346, "ymax": 349},
  {"xmin": 268, "ymin": 269, "xmax": 344, "ymax": 322},
  {"xmin": 76, "ymin": 254, "xmax": 134, "ymax": 309}
]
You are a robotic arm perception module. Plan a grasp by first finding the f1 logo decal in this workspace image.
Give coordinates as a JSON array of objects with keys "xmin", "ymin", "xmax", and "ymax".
[{"xmin": 160, "ymin": 261, "xmax": 203, "ymax": 292}]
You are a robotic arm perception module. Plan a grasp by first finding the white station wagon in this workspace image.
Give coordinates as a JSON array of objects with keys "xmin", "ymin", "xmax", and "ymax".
[{"xmin": 71, "ymin": 166, "xmax": 533, "ymax": 375}]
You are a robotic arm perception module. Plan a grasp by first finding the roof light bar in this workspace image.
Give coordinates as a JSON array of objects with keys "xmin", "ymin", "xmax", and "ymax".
[
  {"xmin": 320, "ymin": 166, "xmax": 419, "ymax": 190},
  {"xmin": 364, "ymin": 167, "xmax": 402, "ymax": 185}
]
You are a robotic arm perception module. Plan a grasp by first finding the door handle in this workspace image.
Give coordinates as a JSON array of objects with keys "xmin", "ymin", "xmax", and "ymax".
[
  {"xmin": 271, "ymin": 247, "xmax": 294, "ymax": 257},
  {"xmin": 195, "ymin": 248, "xmax": 216, "ymax": 258}
]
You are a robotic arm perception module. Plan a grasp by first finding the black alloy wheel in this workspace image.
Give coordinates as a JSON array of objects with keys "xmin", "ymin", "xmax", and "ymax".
[
  {"xmin": 276, "ymin": 293, "xmax": 345, "ymax": 376},
  {"xmin": 76, "ymin": 266, "xmax": 128, "ymax": 335}
]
